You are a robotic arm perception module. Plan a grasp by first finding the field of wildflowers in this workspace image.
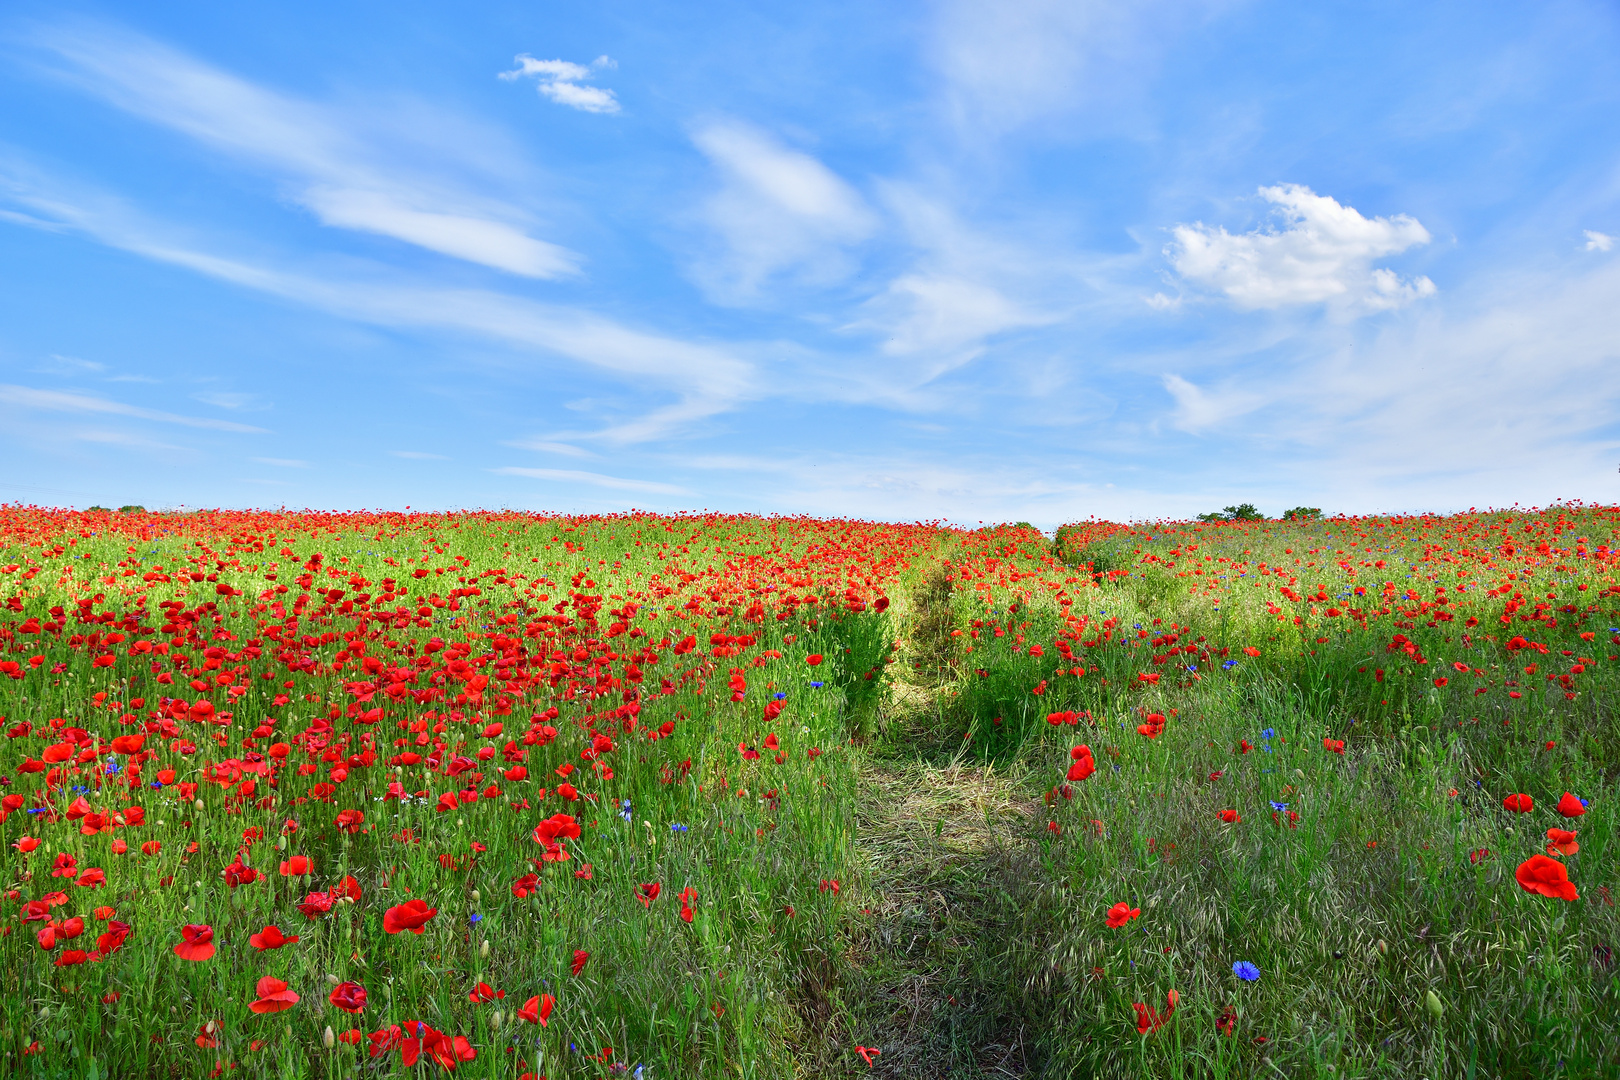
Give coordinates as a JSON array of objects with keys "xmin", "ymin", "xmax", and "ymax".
[{"xmin": 0, "ymin": 504, "xmax": 1615, "ymax": 1078}]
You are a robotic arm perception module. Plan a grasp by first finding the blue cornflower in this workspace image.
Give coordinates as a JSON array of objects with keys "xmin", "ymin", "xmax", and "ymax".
[
  {"xmin": 70, "ymin": 785, "xmax": 89, "ymax": 793},
  {"xmin": 1223, "ymin": 659, "xmax": 1238, "ymax": 670},
  {"xmin": 773, "ymin": 692, "xmax": 786, "ymax": 700},
  {"xmin": 27, "ymin": 807, "xmax": 47, "ymax": 814},
  {"xmin": 106, "ymin": 757, "xmax": 121, "ymax": 774},
  {"xmin": 618, "ymin": 798, "xmax": 633, "ymax": 823},
  {"xmin": 809, "ymin": 681, "xmax": 824, "ymax": 688},
  {"xmin": 1269, "ymin": 800, "xmax": 1288, "ymax": 812},
  {"xmin": 1233, "ymin": 961, "xmax": 1260, "ymax": 982},
  {"xmin": 1260, "ymin": 728, "xmax": 1275, "ymax": 740},
  {"xmin": 469, "ymin": 913, "xmax": 483, "ymax": 924},
  {"xmin": 150, "ymin": 781, "xmax": 164, "ymax": 789},
  {"xmin": 670, "ymin": 823, "xmax": 689, "ymax": 833},
  {"xmin": 1185, "ymin": 664, "xmax": 1197, "ymax": 672}
]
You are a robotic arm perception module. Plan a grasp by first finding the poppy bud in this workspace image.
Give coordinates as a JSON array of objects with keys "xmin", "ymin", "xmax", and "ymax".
[
  {"xmin": 471, "ymin": 890, "xmax": 481, "ymax": 903},
  {"xmin": 322, "ymin": 1025, "xmax": 335, "ymax": 1049},
  {"xmin": 480, "ymin": 940, "xmax": 490, "ymax": 958},
  {"xmin": 491, "ymin": 1010, "xmax": 503, "ymax": 1030},
  {"xmin": 1423, "ymin": 990, "xmax": 1444, "ymax": 1020}
]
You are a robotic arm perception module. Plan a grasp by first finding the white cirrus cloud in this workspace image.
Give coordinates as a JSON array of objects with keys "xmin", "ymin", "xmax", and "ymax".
[
  {"xmin": 499, "ymin": 54, "xmax": 620, "ymax": 114},
  {"xmin": 0, "ymin": 383, "xmax": 269, "ymax": 433},
  {"xmin": 491, "ymin": 466, "xmax": 690, "ymax": 496},
  {"xmin": 0, "ymin": 164, "xmax": 760, "ymax": 445},
  {"xmin": 857, "ymin": 274, "xmax": 1048, "ymax": 360},
  {"xmin": 689, "ymin": 121, "xmax": 877, "ymax": 299},
  {"xmin": 1585, "ymin": 230, "xmax": 1614, "ymax": 252},
  {"xmin": 24, "ymin": 19, "xmax": 580, "ymax": 278},
  {"xmin": 504, "ymin": 438, "xmax": 594, "ymax": 458},
  {"xmin": 1167, "ymin": 184, "xmax": 1436, "ymax": 313},
  {"xmin": 194, "ymin": 391, "xmax": 263, "ymax": 410},
  {"xmin": 1160, "ymin": 373, "xmax": 1263, "ymax": 433}
]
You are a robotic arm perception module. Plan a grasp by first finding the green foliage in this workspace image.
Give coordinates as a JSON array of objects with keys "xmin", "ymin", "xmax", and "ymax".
[
  {"xmin": 1282, "ymin": 506, "xmax": 1323, "ymax": 521},
  {"xmin": 1200, "ymin": 503, "xmax": 1267, "ymax": 522}
]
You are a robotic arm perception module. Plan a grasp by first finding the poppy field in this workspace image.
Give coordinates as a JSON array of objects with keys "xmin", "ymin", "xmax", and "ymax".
[{"xmin": 0, "ymin": 504, "xmax": 1616, "ymax": 1078}]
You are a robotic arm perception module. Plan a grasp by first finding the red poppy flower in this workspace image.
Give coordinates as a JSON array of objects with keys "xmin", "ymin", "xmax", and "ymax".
[
  {"xmin": 637, "ymin": 882, "xmax": 661, "ymax": 908},
  {"xmin": 468, "ymin": 981, "xmax": 505, "ymax": 1003},
  {"xmin": 334, "ymin": 809, "xmax": 365, "ymax": 833},
  {"xmin": 1556, "ymin": 792, "xmax": 1586, "ymax": 818},
  {"xmin": 1322, "ymin": 738, "xmax": 1345, "ymax": 755},
  {"xmin": 250, "ymin": 976, "xmax": 300, "ymax": 1014},
  {"xmin": 424, "ymin": 1030, "xmax": 476, "ymax": 1069},
  {"xmin": 806, "ymin": 654, "xmax": 823, "ymax": 666},
  {"xmin": 518, "ymin": 992, "xmax": 555, "ymax": 1026},
  {"xmin": 173, "ymin": 923, "xmax": 215, "ymax": 961},
  {"xmin": 54, "ymin": 949, "xmax": 91, "ymax": 967},
  {"xmin": 571, "ymin": 949, "xmax": 590, "ymax": 976},
  {"xmin": 331, "ymin": 875, "xmax": 363, "ymax": 903},
  {"xmin": 1546, "ymin": 829, "xmax": 1580, "ymax": 857},
  {"xmin": 279, "ymin": 855, "xmax": 314, "ymax": 876},
  {"xmin": 1106, "ymin": 902, "xmax": 1141, "ymax": 929},
  {"xmin": 1502, "ymin": 794, "xmax": 1534, "ymax": 813},
  {"xmin": 249, "ymin": 925, "xmax": 299, "ymax": 950},
  {"xmin": 1515, "ymin": 854, "xmax": 1578, "ymax": 901},
  {"xmin": 329, "ymin": 981, "xmax": 367, "ymax": 1013},
  {"xmin": 75, "ymin": 868, "xmax": 106, "ymax": 888},
  {"xmin": 1217, "ymin": 809, "xmax": 1241, "ymax": 824},
  {"xmin": 532, "ymin": 813, "xmax": 581, "ymax": 847},
  {"xmin": 1066, "ymin": 745, "xmax": 1095, "ymax": 782},
  {"xmin": 383, "ymin": 900, "xmax": 438, "ymax": 935},
  {"xmin": 1133, "ymin": 989, "xmax": 1179, "ymax": 1034}
]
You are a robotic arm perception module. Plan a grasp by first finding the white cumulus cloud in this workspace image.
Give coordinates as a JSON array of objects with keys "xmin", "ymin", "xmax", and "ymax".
[
  {"xmin": 1168, "ymin": 184, "xmax": 1436, "ymax": 313},
  {"xmin": 1585, "ymin": 230, "xmax": 1613, "ymax": 252},
  {"xmin": 499, "ymin": 54, "xmax": 620, "ymax": 114}
]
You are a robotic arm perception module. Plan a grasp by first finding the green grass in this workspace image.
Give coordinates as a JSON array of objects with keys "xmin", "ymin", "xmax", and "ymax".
[{"xmin": 0, "ymin": 505, "xmax": 1617, "ymax": 1077}]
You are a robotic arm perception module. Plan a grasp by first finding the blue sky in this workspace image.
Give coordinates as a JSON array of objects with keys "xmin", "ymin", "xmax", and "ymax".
[{"xmin": 2, "ymin": 0, "xmax": 1617, "ymax": 525}]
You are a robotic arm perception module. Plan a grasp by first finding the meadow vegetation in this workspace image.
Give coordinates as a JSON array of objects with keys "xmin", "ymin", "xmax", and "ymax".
[{"xmin": 0, "ymin": 504, "xmax": 1616, "ymax": 1078}]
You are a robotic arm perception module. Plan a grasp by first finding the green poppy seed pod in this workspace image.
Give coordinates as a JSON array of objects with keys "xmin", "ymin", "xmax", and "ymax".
[
  {"xmin": 480, "ymin": 939, "xmax": 490, "ymax": 958},
  {"xmin": 1424, "ymin": 989, "xmax": 1444, "ymax": 1020},
  {"xmin": 322, "ymin": 1025, "xmax": 335, "ymax": 1049},
  {"xmin": 194, "ymin": 799, "xmax": 205, "ymax": 811},
  {"xmin": 470, "ymin": 890, "xmax": 481, "ymax": 903},
  {"xmin": 276, "ymin": 836, "xmax": 288, "ymax": 850}
]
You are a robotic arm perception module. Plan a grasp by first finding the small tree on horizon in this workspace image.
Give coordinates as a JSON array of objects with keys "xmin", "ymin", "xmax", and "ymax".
[{"xmin": 1198, "ymin": 503, "xmax": 1266, "ymax": 522}]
